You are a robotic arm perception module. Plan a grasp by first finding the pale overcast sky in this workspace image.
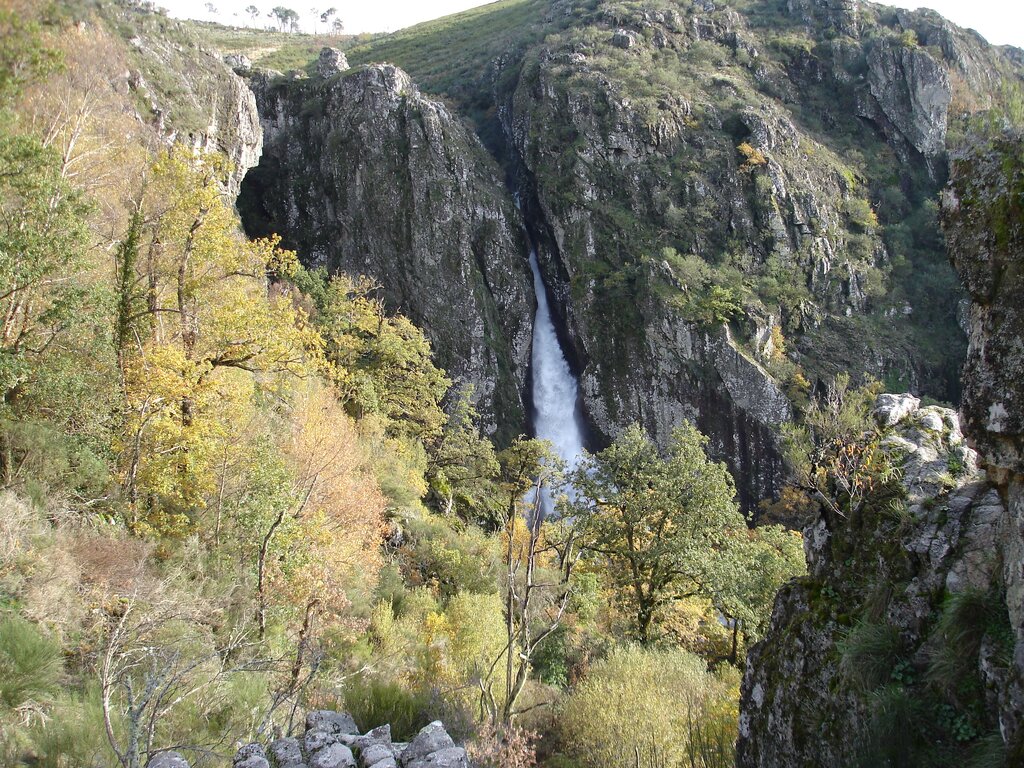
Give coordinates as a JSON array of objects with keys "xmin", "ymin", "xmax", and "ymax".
[{"xmin": 157, "ymin": 0, "xmax": 1024, "ymax": 46}]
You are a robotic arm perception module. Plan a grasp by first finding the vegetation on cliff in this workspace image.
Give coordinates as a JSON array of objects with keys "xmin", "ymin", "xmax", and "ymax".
[{"xmin": 0, "ymin": 4, "xmax": 802, "ymax": 767}]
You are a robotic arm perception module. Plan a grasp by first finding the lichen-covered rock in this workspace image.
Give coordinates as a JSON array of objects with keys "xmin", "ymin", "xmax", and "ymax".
[
  {"xmin": 269, "ymin": 737, "xmax": 305, "ymax": 768},
  {"xmin": 357, "ymin": 742, "xmax": 395, "ymax": 767},
  {"xmin": 404, "ymin": 747, "xmax": 468, "ymax": 768},
  {"xmin": 234, "ymin": 743, "xmax": 270, "ymax": 768},
  {"xmin": 225, "ymin": 53, "xmax": 253, "ymax": 74},
  {"xmin": 240, "ymin": 64, "xmax": 533, "ymax": 436},
  {"xmin": 944, "ymin": 129, "xmax": 1024, "ymax": 755},
  {"xmin": 738, "ymin": 396, "xmax": 1012, "ymax": 766},
  {"xmin": 308, "ymin": 743, "xmax": 355, "ymax": 768},
  {"xmin": 306, "ymin": 710, "xmax": 359, "ymax": 736},
  {"xmin": 233, "ymin": 714, "xmax": 460, "ymax": 768},
  {"xmin": 943, "ymin": 131, "xmax": 1024, "ymax": 478},
  {"xmin": 873, "ymin": 392, "xmax": 921, "ymax": 427},
  {"xmin": 397, "ymin": 722, "xmax": 454, "ymax": 767},
  {"xmin": 146, "ymin": 753, "xmax": 190, "ymax": 768},
  {"xmin": 317, "ymin": 47, "xmax": 349, "ymax": 77}
]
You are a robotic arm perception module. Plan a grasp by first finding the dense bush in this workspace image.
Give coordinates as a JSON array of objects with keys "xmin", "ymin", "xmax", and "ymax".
[{"xmin": 557, "ymin": 646, "xmax": 739, "ymax": 768}]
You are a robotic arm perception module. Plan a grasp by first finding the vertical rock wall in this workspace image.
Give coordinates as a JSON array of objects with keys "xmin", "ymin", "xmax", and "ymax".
[{"xmin": 239, "ymin": 64, "xmax": 535, "ymax": 436}]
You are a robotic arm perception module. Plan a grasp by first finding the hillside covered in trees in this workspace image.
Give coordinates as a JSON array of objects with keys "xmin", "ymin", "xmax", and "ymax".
[
  {"xmin": 1, "ymin": 1, "xmax": 1023, "ymax": 767},
  {"xmin": 0, "ymin": 3, "xmax": 804, "ymax": 766}
]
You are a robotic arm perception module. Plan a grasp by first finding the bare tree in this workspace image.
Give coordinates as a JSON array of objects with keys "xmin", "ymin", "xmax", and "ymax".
[
  {"xmin": 99, "ymin": 596, "xmax": 265, "ymax": 768},
  {"xmin": 477, "ymin": 441, "xmax": 580, "ymax": 728}
]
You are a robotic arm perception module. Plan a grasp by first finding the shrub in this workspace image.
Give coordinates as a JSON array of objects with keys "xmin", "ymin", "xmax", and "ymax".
[
  {"xmin": 845, "ymin": 197, "xmax": 879, "ymax": 230},
  {"xmin": 467, "ymin": 722, "xmax": 537, "ymax": 768},
  {"xmin": 737, "ymin": 141, "xmax": 767, "ymax": 169},
  {"xmin": 839, "ymin": 620, "xmax": 904, "ymax": 692},
  {"xmin": 557, "ymin": 646, "xmax": 738, "ymax": 768},
  {"xmin": 343, "ymin": 676, "xmax": 432, "ymax": 741},
  {"xmin": 0, "ymin": 614, "xmax": 62, "ymax": 709}
]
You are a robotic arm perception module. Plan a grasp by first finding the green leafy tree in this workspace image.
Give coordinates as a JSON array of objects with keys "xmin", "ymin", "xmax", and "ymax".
[
  {"xmin": 301, "ymin": 270, "xmax": 450, "ymax": 441},
  {"xmin": 426, "ymin": 388, "xmax": 502, "ymax": 527},
  {"xmin": 567, "ymin": 423, "xmax": 747, "ymax": 644}
]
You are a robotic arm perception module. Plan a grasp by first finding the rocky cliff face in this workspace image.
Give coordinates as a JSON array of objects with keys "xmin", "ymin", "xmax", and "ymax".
[
  {"xmin": 239, "ymin": 63, "xmax": 534, "ymax": 434},
  {"xmin": 736, "ymin": 128, "xmax": 1024, "ymax": 768},
  {"xmin": 480, "ymin": 0, "xmax": 1018, "ymax": 505},
  {"xmin": 944, "ymin": 129, "xmax": 1024, "ymax": 761},
  {"xmin": 737, "ymin": 395, "xmax": 1018, "ymax": 766},
  {"xmin": 232, "ymin": 0, "xmax": 1022, "ymax": 504},
  {"xmin": 97, "ymin": 2, "xmax": 263, "ymax": 196}
]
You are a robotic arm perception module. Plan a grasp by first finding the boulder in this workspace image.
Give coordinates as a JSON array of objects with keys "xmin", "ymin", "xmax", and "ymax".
[
  {"xmin": 306, "ymin": 710, "xmax": 359, "ymax": 736},
  {"xmin": 146, "ymin": 753, "xmax": 190, "ymax": 768},
  {"xmin": 611, "ymin": 28, "xmax": 638, "ymax": 48},
  {"xmin": 305, "ymin": 729, "xmax": 341, "ymax": 754},
  {"xmin": 397, "ymin": 722, "xmax": 454, "ymax": 767},
  {"xmin": 224, "ymin": 53, "xmax": 252, "ymax": 73},
  {"xmin": 873, "ymin": 393, "xmax": 921, "ymax": 427},
  {"xmin": 234, "ymin": 743, "xmax": 270, "ymax": 768},
  {"xmin": 268, "ymin": 737, "xmax": 305, "ymax": 768},
  {"xmin": 317, "ymin": 47, "xmax": 349, "ymax": 77},
  {"xmin": 359, "ymin": 742, "xmax": 396, "ymax": 767},
  {"xmin": 404, "ymin": 747, "xmax": 469, "ymax": 768},
  {"xmin": 309, "ymin": 743, "xmax": 356, "ymax": 768}
]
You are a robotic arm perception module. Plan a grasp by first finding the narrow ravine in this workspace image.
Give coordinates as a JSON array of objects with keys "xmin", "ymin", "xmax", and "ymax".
[{"xmin": 528, "ymin": 250, "xmax": 586, "ymax": 513}]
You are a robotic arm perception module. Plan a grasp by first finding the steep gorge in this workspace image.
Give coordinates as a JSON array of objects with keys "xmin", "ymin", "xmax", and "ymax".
[
  {"xmin": 234, "ymin": 0, "xmax": 1023, "ymax": 511},
  {"xmin": 735, "ymin": 129, "xmax": 1024, "ymax": 768}
]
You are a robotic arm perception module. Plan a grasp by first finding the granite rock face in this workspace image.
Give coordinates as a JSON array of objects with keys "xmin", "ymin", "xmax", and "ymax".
[
  {"xmin": 863, "ymin": 36, "xmax": 951, "ymax": 159},
  {"xmin": 944, "ymin": 130, "xmax": 1024, "ymax": 759},
  {"xmin": 317, "ymin": 47, "xmax": 349, "ymax": 77},
  {"xmin": 240, "ymin": 64, "xmax": 533, "ymax": 435},
  {"xmin": 738, "ymin": 397, "xmax": 1014, "ymax": 766},
  {"xmin": 106, "ymin": 6, "xmax": 263, "ymax": 197}
]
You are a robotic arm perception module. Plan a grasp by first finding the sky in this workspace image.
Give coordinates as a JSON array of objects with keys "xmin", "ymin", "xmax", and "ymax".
[{"xmin": 156, "ymin": 0, "xmax": 1024, "ymax": 46}]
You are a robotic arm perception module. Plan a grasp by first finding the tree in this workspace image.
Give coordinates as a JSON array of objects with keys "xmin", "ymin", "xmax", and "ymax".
[
  {"xmin": 300, "ymin": 270, "xmax": 450, "ymax": 441},
  {"xmin": 425, "ymin": 388, "xmax": 502, "ymax": 527},
  {"xmin": 320, "ymin": 7, "xmax": 336, "ymax": 25},
  {"xmin": 477, "ymin": 438, "xmax": 579, "ymax": 727},
  {"xmin": 117, "ymin": 146, "xmax": 322, "ymax": 534},
  {"xmin": 271, "ymin": 6, "xmax": 299, "ymax": 32},
  {"xmin": 331, "ymin": 17, "xmax": 344, "ymax": 36},
  {"xmin": 704, "ymin": 525, "xmax": 804, "ymax": 662},
  {"xmin": 781, "ymin": 373, "xmax": 898, "ymax": 522},
  {"xmin": 567, "ymin": 423, "xmax": 746, "ymax": 644},
  {"xmin": 245, "ymin": 5, "xmax": 260, "ymax": 25}
]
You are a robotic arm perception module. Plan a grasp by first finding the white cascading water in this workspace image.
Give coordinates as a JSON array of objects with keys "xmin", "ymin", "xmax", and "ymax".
[{"xmin": 528, "ymin": 250, "xmax": 586, "ymax": 514}]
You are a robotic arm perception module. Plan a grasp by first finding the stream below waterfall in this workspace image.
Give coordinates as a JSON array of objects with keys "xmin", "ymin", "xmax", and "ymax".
[{"xmin": 528, "ymin": 250, "xmax": 586, "ymax": 514}]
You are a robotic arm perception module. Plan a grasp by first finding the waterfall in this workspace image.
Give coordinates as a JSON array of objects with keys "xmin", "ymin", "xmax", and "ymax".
[{"xmin": 528, "ymin": 250, "xmax": 586, "ymax": 514}]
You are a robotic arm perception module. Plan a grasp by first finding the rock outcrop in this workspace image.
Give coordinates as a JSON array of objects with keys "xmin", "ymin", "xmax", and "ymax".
[
  {"xmin": 232, "ymin": 714, "xmax": 468, "ymax": 768},
  {"xmin": 239, "ymin": 64, "xmax": 533, "ymax": 435},
  {"xmin": 98, "ymin": 2, "xmax": 263, "ymax": 196},
  {"xmin": 738, "ymin": 395, "xmax": 1015, "ymax": 766},
  {"xmin": 944, "ymin": 128, "xmax": 1024, "ymax": 760},
  {"xmin": 863, "ymin": 36, "xmax": 951, "ymax": 159},
  {"xmin": 145, "ymin": 714, "xmax": 468, "ymax": 768}
]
